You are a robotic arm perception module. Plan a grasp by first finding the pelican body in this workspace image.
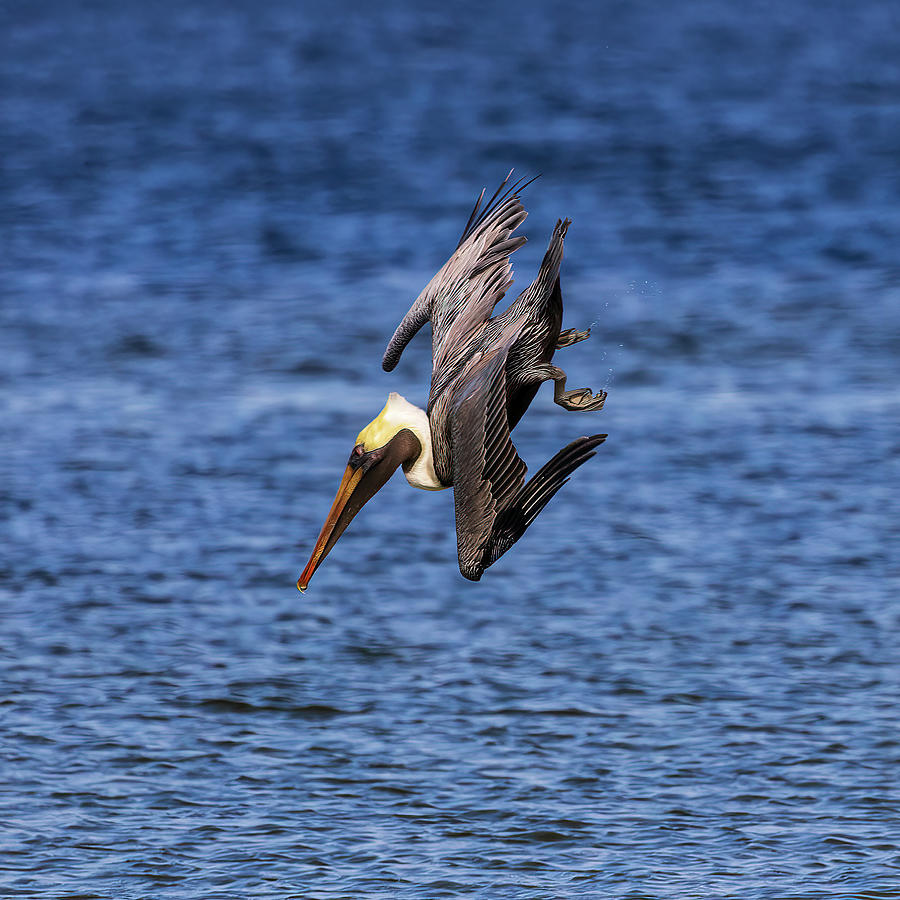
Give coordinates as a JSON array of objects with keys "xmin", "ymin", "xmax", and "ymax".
[{"xmin": 298, "ymin": 175, "xmax": 607, "ymax": 589}]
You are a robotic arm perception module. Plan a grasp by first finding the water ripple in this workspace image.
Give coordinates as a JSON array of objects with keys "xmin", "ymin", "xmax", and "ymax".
[{"xmin": 2, "ymin": 0, "xmax": 900, "ymax": 896}]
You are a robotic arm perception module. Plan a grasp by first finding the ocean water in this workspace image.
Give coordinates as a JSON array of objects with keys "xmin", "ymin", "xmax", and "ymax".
[{"xmin": 2, "ymin": 1, "xmax": 899, "ymax": 897}]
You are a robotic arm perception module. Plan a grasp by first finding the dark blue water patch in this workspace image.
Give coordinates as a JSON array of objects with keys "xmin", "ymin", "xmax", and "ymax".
[{"xmin": 2, "ymin": 0, "xmax": 900, "ymax": 897}]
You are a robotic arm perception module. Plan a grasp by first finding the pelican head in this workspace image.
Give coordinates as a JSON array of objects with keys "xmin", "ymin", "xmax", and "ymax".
[{"xmin": 297, "ymin": 393, "xmax": 444, "ymax": 592}]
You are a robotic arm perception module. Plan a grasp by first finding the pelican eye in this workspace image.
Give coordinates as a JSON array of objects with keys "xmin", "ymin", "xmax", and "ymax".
[{"xmin": 349, "ymin": 444, "xmax": 366, "ymax": 468}]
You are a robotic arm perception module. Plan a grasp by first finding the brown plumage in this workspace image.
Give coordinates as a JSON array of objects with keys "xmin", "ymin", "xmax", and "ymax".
[
  {"xmin": 383, "ymin": 173, "xmax": 607, "ymax": 581},
  {"xmin": 298, "ymin": 174, "xmax": 607, "ymax": 590}
]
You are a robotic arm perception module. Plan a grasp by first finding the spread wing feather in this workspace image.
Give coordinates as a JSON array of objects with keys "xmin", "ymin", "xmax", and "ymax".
[
  {"xmin": 382, "ymin": 173, "xmax": 532, "ymax": 374},
  {"xmin": 448, "ymin": 324, "xmax": 528, "ymax": 580},
  {"xmin": 447, "ymin": 319, "xmax": 606, "ymax": 581},
  {"xmin": 482, "ymin": 434, "xmax": 607, "ymax": 570}
]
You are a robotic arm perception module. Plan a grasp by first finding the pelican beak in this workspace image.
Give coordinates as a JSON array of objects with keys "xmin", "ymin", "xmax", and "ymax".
[
  {"xmin": 297, "ymin": 463, "xmax": 363, "ymax": 592},
  {"xmin": 297, "ymin": 440, "xmax": 411, "ymax": 593}
]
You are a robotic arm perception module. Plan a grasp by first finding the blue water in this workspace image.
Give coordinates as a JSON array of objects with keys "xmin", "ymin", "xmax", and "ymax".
[{"xmin": 2, "ymin": 2, "xmax": 899, "ymax": 896}]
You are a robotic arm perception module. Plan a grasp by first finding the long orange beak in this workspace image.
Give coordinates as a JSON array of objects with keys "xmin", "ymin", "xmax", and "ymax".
[{"xmin": 297, "ymin": 464, "xmax": 363, "ymax": 592}]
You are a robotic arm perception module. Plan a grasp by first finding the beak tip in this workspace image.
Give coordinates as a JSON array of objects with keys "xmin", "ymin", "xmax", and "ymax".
[{"xmin": 297, "ymin": 462, "xmax": 366, "ymax": 597}]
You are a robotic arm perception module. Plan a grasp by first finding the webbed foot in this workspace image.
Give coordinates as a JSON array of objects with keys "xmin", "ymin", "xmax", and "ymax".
[
  {"xmin": 556, "ymin": 327, "xmax": 591, "ymax": 349},
  {"xmin": 556, "ymin": 386, "xmax": 607, "ymax": 411}
]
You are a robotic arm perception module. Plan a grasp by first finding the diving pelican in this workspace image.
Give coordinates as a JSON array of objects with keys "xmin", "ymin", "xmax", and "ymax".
[{"xmin": 298, "ymin": 175, "xmax": 607, "ymax": 590}]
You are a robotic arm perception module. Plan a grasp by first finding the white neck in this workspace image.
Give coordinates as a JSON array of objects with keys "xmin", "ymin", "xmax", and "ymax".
[{"xmin": 400, "ymin": 402, "xmax": 445, "ymax": 491}]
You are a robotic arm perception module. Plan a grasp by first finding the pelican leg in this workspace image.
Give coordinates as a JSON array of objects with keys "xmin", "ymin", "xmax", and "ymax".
[
  {"xmin": 556, "ymin": 327, "xmax": 590, "ymax": 349},
  {"xmin": 542, "ymin": 364, "xmax": 607, "ymax": 411},
  {"xmin": 520, "ymin": 363, "xmax": 606, "ymax": 411}
]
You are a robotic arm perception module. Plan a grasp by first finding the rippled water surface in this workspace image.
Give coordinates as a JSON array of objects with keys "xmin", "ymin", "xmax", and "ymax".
[{"xmin": 2, "ymin": 1, "xmax": 900, "ymax": 896}]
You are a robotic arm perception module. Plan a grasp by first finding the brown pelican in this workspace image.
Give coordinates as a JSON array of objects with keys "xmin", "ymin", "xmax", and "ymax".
[{"xmin": 298, "ymin": 175, "xmax": 607, "ymax": 591}]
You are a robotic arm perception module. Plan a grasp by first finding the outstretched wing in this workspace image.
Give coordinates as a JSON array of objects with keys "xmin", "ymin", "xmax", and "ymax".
[
  {"xmin": 448, "ymin": 319, "xmax": 606, "ymax": 581},
  {"xmin": 381, "ymin": 173, "xmax": 533, "ymax": 374},
  {"xmin": 448, "ymin": 322, "xmax": 528, "ymax": 581}
]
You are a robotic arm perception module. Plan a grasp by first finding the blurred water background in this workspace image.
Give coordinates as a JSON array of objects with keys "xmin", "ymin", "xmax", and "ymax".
[{"xmin": 2, "ymin": 1, "xmax": 899, "ymax": 897}]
